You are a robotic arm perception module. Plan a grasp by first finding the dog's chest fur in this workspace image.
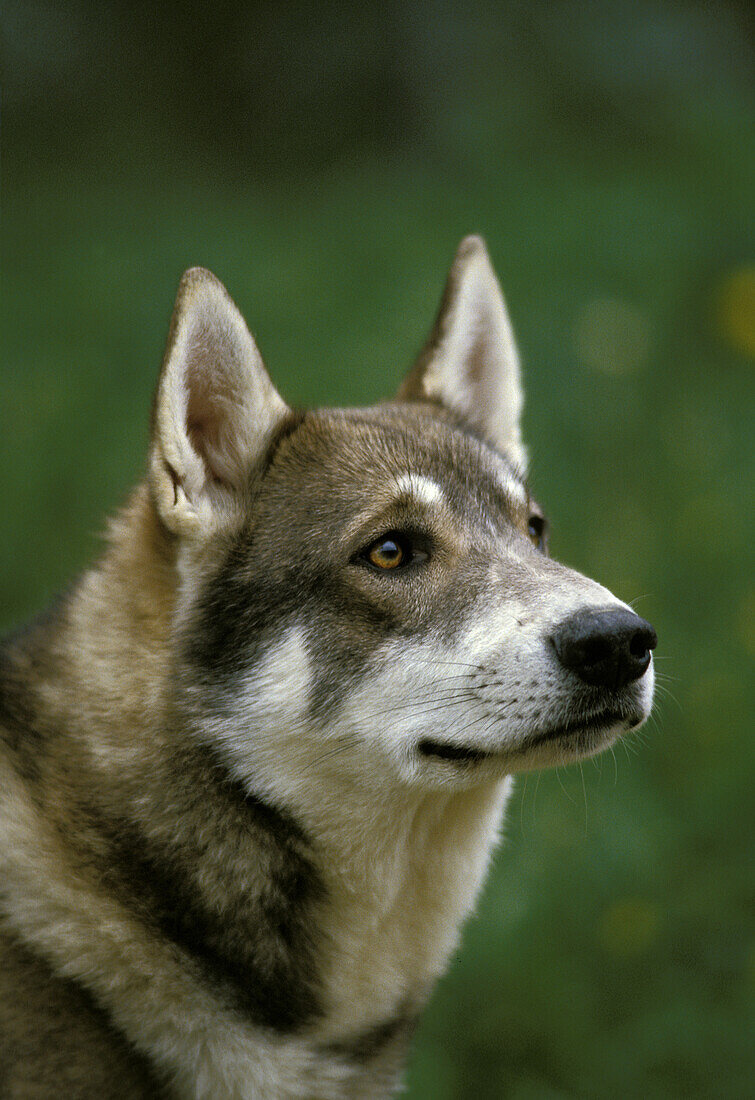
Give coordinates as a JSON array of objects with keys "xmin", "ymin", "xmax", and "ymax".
[{"xmin": 313, "ymin": 777, "xmax": 510, "ymax": 1037}]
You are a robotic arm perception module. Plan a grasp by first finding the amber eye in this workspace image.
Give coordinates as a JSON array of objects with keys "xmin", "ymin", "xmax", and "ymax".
[
  {"xmin": 358, "ymin": 531, "xmax": 430, "ymax": 572},
  {"xmin": 527, "ymin": 514, "xmax": 548, "ymax": 553},
  {"xmin": 366, "ymin": 536, "xmax": 406, "ymax": 570}
]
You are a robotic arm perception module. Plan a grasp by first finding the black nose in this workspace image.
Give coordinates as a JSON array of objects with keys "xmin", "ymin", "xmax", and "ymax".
[{"xmin": 551, "ymin": 608, "xmax": 657, "ymax": 691}]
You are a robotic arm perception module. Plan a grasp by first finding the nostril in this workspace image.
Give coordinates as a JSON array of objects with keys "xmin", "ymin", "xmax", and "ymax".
[{"xmin": 629, "ymin": 625, "xmax": 658, "ymax": 659}]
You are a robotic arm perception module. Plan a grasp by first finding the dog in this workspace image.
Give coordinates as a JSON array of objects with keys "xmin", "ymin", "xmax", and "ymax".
[{"xmin": 0, "ymin": 236, "xmax": 656, "ymax": 1098}]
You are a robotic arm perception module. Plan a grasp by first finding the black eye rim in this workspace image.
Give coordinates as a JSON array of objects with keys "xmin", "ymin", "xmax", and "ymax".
[
  {"xmin": 356, "ymin": 530, "xmax": 430, "ymax": 572},
  {"xmin": 527, "ymin": 513, "xmax": 549, "ymax": 552}
]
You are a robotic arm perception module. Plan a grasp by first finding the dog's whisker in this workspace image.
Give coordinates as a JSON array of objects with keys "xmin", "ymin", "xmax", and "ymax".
[{"xmin": 651, "ymin": 683, "xmax": 682, "ymax": 712}]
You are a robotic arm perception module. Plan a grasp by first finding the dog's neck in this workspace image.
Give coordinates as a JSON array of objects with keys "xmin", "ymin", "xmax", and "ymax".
[{"xmin": 306, "ymin": 773, "xmax": 510, "ymax": 1043}]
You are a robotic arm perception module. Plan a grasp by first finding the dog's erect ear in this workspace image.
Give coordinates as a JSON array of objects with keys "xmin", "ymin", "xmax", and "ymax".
[
  {"xmin": 397, "ymin": 236, "xmax": 526, "ymax": 468},
  {"xmin": 149, "ymin": 268, "xmax": 289, "ymax": 537}
]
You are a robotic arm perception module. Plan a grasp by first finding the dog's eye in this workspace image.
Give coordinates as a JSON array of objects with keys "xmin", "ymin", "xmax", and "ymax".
[
  {"xmin": 366, "ymin": 535, "xmax": 407, "ymax": 570},
  {"xmin": 527, "ymin": 514, "xmax": 548, "ymax": 553},
  {"xmin": 361, "ymin": 533, "xmax": 427, "ymax": 571}
]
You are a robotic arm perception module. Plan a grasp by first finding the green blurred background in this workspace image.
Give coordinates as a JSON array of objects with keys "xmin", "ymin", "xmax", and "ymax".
[{"xmin": 2, "ymin": 2, "xmax": 753, "ymax": 1095}]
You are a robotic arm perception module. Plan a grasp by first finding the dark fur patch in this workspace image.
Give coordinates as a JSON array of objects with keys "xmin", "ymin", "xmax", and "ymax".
[
  {"xmin": 322, "ymin": 1008, "xmax": 420, "ymax": 1064},
  {"xmin": 179, "ymin": 412, "xmax": 311, "ymax": 683},
  {"xmin": 258, "ymin": 408, "xmax": 308, "ymax": 476},
  {"xmin": 418, "ymin": 739, "xmax": 491, "ymax": 764},
  {"xmin": 0, "ymin": 922, "xmax": 165, "ymax": 1098},
  {"xmin": 183, "ymin": 550, "xmax": 400, "ymax": 724},
  {"xmin": 95, "ymin": 748, "xmax": 324, "ymax": 1033},
  {"xmin": 182, "ymin": 547, "xmax": 298, "ymax": 684},
  {"xmin": 0, "ymin": 597, "xmax": 68, "ymax": 783},
  {"xmin": 0, "ymin": 648, "xmax": 40, "ymax": 764}
]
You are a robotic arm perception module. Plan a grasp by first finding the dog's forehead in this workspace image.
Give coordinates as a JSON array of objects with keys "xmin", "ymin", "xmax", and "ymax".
[{"xmin": 265, "ymin": 406, "xmax": 528, "ymax": 520}]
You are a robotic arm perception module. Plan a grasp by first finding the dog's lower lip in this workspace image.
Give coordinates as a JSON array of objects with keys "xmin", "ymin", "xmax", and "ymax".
[
  {"xmin": 418, "ymin": 740, "xmax": 491, "ymax": 764},
  {"xmin": 418, "ymin": 709, "xmax": 637, "ymax": 763},
  {"xmin": 525, "ymin": 709, "xmax": 633, "ymax": 748}
]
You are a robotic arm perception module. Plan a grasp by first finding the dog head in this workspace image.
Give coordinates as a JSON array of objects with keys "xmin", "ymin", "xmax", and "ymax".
[{"xmin": 149, "ymin": 237, "xmax": 655, "ymax": 796}]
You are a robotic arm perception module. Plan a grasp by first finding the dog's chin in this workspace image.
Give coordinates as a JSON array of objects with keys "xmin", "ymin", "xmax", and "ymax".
[
  {"xmin": 414, "ymin": 705, "xmax": 649, "ymax": 782},
  {"xmin": 507, "ymin": 707, "xmax": 648, "ymax": 773}
]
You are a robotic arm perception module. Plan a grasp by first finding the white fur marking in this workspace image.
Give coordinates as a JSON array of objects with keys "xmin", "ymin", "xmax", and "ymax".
[
  {"xmin": 500, "ymin": 471, "xmax": 527, "ymax": 505},
  {"xmin": 395, "ymin": 473, "xmax": 444, "ymax": 508}
]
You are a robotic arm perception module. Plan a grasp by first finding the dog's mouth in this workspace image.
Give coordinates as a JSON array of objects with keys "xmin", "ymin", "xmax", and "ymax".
[
  {"xmin": 520, "ymin": 708, "xmax": 637, "ymax": 751},
  {"xmin": 418, "ymin": 740, "xmax": 493, "ymax": 764},
  {"xmin": 418, "ymin": 708, "xmax": 640, "ymax": 765}
]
